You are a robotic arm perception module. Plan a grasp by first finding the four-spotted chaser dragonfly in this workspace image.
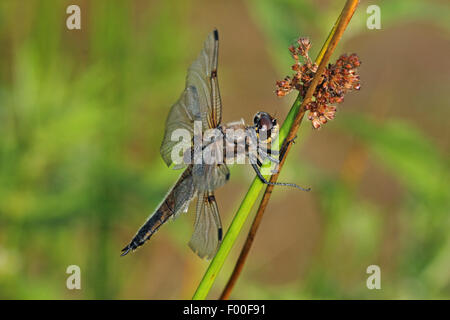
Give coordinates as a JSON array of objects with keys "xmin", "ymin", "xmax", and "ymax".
[{"xmin": 121, "ymin": 30, "xmax": 309, "ymax": 259}]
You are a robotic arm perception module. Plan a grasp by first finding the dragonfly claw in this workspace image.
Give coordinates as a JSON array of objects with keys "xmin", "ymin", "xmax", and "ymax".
[{"xmin": 287, "ymin": 135, "xmax": 298, "ymax": 145}]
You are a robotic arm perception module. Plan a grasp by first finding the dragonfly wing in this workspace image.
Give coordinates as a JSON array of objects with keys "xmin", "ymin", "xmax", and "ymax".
[
  {"xmin": 160, "ymin": 29, "xmax": 222, "ymax": 167},
  {"xmin": 193, "ymin": 163, "xmax": 230, "ymax": 192},
  {"xmin": 160, "ymin": 86, "xmax": 201, "ymax": 167},
  {"xmin": 187, "ymin": 29, "xmax": 222, "ymax": 130},
  {"xmin": 189, "ymin": 191, "xmax": 223, "ymax": 260}
]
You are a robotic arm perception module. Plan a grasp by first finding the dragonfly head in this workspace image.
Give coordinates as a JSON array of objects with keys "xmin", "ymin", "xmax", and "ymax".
[{"xmin": 253, "ymin": 111, "xmax": 279, "ymax": 143}]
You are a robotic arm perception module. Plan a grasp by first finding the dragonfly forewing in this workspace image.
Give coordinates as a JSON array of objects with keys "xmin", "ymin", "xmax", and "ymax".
[
  {"xmin": 187, "ymin": 29, "xmax": 221, "ymax": 130},
  {"xmin": 160, "ymin": 86, "xmax": 201, "ymax": 168}
]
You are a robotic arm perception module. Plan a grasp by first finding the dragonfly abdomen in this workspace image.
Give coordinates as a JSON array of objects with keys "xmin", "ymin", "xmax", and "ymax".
[{"xmin": 121, "ymin": 166, "xmax": 195, "ymax": 256}]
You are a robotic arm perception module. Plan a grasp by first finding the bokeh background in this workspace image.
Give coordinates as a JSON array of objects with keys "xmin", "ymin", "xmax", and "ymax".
[{"xmin": 0, "ymin": 0, "xmax": 449, "ymax": 299}]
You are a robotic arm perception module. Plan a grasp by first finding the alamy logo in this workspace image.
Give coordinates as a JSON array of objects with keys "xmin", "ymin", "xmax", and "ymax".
[
  {"xmin": 66, "ymin": 265, "xmax": 81, "ymax": 290},
  {"xmin": 366, "ymin": 265, "xmax": 381, "ymax": 290},
  {"xmin": 66, "ymin": 5, "xmax": 81, "ymax": 30},
  {"xmin": 366, "ymin": 5, "xmax": 381, "ymax": 30}
]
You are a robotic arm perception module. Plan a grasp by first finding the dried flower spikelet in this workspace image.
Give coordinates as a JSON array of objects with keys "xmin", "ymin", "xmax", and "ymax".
[
  {"xmin": 297, "ymin": 38, "xmax": 311, "ymax": 59},
  {"xmin": 275, "ymin": 37, "xmax": 361, "ymax": 129},
  {"xmin": 275, "ymin": 77, "xmax": 293, "ymax": 97}
]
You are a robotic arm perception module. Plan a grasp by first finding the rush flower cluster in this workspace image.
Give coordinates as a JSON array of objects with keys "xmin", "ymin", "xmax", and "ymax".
[{"xmin": 276, "ymin": 38, "xmax": 361, "ymax": 129}]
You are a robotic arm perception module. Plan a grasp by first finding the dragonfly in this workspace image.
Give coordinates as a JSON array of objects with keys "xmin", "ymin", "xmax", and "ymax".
[{"xmin": 121, "ymin": 30, "xmax": 309, "ymax": 259}]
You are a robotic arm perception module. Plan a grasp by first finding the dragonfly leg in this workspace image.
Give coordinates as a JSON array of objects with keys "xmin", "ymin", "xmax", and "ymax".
[
  {"xmin": 280, "ymin": 135, "xmax": 297, "ymax": 160},
  {"xmin": 251, "ymin": 163, "xmax": 310, "ymax": 191},
  {"xmin": 254, "ymin": 148, "xmax": 281, "ymax": 174},
  {"xmin": 267, "ymin": 135, "xmax": 299, "ymax": 174},
  {"xmin": 266, "ymin": 153, "xmax": 280, "ymax": 164},
  {"xmin": 257, "ymin": 146, "xmax": 280, "ymax": 164}
]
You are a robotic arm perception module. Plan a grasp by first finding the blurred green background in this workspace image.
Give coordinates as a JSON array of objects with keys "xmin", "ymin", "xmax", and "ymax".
[{"xmin": 0, "ymin": 0, "xmax": 449, "ymax": 299}]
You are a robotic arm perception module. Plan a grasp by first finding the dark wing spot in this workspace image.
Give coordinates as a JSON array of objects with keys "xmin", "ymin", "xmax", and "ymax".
[
  {"xmin": 218, "ymin": 228, "xmax": 223, "ymax": 241},
  {"xmin": 213, "ymin": 29, "xmax": 219, "ymax": 40},
  {"xmin": 207, "ymin": 195, "xmax": 216, "ymax": 203},
  {"xmin": 211, "ymin": 69, "xmax": 217, "ymax": 79}
]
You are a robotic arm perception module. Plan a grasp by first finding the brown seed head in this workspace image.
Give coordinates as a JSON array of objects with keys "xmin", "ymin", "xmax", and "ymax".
[{"xmin": 275, "ymin": 38, "xmax": 361, "ymax": 129}]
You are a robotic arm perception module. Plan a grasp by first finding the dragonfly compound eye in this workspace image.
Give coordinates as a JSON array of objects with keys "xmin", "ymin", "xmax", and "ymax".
[
  {"xmin": 253, "ymin": 112, "xmax": 275, "ymax": 142},
  {"xmin": 253, "ymin": 112, "xmax": 271, "ymax": 129}
]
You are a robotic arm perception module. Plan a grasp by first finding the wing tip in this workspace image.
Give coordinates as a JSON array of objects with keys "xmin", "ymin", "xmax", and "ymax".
[{"xmin": 213, "ymin": 29, "xmax": 219, "ymax": 41}]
